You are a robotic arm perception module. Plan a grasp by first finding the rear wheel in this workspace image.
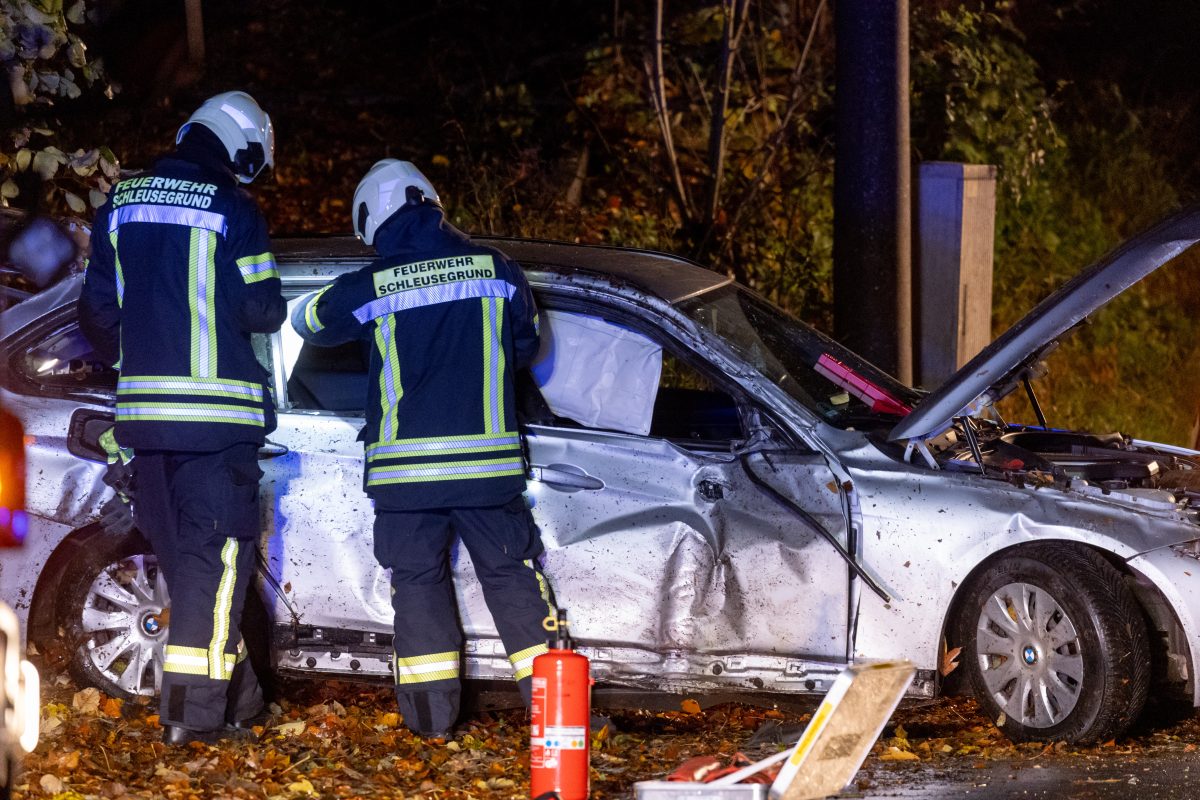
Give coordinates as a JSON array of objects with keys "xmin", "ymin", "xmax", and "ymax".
[
  {"xmin": 59, "ymin": 530, "xmax": 167, "ymax": 699},
  {"xmin": 956, "ymin": 544, "xmax": 1149, "ymax": 743}
]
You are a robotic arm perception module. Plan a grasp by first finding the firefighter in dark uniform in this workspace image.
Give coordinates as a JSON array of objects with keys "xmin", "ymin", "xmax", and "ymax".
[
  {"xmin": 291, "ymin": 160, "xmax": 553, "ymax": 737},
  {"xmin": 79, "ymin": 91, "xmax": 284, "ymax": 745}
]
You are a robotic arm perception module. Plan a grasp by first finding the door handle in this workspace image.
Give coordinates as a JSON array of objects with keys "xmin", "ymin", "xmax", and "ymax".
[
  {"xmin": 257, "ymin": 440, "xmax": 290, "ymax": 460},
  {"xmin": 529, "ymin": 464, "xmax": 604, "ymax": 491}
]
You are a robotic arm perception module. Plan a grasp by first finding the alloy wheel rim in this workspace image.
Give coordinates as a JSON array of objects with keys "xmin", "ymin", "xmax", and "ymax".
[
  {"xmin": 81, "ymin": 554, "xmax": 169, "ymax": 696},
  {"xmin": 975, "ymin": 581, "xmax": 1084, "ymax": 728}
]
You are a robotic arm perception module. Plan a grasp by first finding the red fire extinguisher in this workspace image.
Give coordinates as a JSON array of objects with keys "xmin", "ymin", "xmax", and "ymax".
[{"xmin": 530, "ymin": 608, "xmax": 590, "ymax": 800}]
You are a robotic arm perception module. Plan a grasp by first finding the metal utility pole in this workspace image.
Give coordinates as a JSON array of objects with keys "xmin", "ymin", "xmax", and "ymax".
[{"xmin": 833, "ymin": 0, "xmax": 911, "ymax": 384}]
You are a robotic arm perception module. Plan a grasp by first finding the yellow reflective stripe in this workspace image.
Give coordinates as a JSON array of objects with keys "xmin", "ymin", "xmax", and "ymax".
[
  {"xmin": 394, "ymin": 651, "xmax": 461, "ymax": 667},
  {"xmin": 188, "ymin": 229, "xmax": 218, "ymax": 378},
  {"xmin": 236, "ymin": 252, "xmax": 274, "ymax": 267},
  {"xmin": 482, "ymin": 298, "xmax": 506, "ymax": 433},
  {"xmin": 304, "ymin": 286, "xmax": 331, "ymax": 333},
  {"xmin": 525, "ymin": 558, "xmax": 555, "ymax": 618},
  {"xmin": 235, "ymin": 252, "xmax": 279, "ymax": 284},
  {"xmin": 395, "ymin": 668, "xmax": 459, "ymax": 685},
  {"xmin": 375, "ymin": 313, "xmax": 402, "ymax": 441},
  {"xmin": 119, "ymin": 374, "xmax": 265, "ymax": 390},
  {"xmin": 116, "ymin": 402, "xmax": 265, "ymax": 426},
  {"xmin": 209, "ymin": 540, "xmax": 238, "ymax": 680},
  {"xmin": 203, "ymin": 231, "xmax": 217, "ymax": 376},
  {"xmin": 508, "ymin": 642, "xmax": 548, "ymax": 682},
  {"xmin": 111, "ymin": 229, "xmax": 124, "ymax": 370},
  {"xmin": 393, "ymin": 650, "xmax": 460, "ymax": 685},
  {"xmin": 118, "ymin": 375, "xmax": 265, "ymax": 401},
  {"xmin": 165, "ymin": 651, "xmax": 237, "ymax": 677},
  {"xmin": 109, "ymin": 230, "xmax": 124, "ymax": 308},
  {"xmin": 366, "ymin": 457, "xmax": 525, "ymax": 486},
  {"xmin": 164, "ymin": 645, "xmax": 209, "ymax": 676},
  {"xmin": 366, "ymin": 436, "xmax": 521, "ymax": 461},
  {"xmin": 366, "ymin": 432, "xmax": 520, "ymax": 455}
]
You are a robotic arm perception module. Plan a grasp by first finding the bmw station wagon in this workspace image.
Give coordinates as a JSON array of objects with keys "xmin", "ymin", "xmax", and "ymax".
[{"xmin": 4, "ymin": 211, "xmax": 1200, "ymax": 744}]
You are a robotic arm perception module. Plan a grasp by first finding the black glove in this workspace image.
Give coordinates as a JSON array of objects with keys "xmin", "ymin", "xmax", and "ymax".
[
  {"xmin": 99, "ymin": 493, "xmax": 135, "ymax": 536},
  {"xmin": 101, "ymin": 459, "xmax": 136, "ymax": 499}
]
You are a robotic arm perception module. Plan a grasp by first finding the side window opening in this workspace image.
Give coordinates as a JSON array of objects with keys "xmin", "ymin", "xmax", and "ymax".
[
  {"xmin": 650, "ymin": 352, "xmax": 744, "ymax": 444},
  {"xmin": 18, "ymin": 323, "xmax": 117, "ymax": 394},
  {"xmin": 522, "ymin": 308, "xmax": 745, "ymax": 448},
  {"xmin": 285, "ymin": 340, "xmax": 369, "ymax": 414}
]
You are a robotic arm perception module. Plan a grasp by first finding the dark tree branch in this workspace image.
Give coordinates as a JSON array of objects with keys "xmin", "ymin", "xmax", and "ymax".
[
  {"xmin": 645, "ymin": 0, "xmax": 694, "ymax": 221},
  {"xmin": 703, "ymin": 0, "xmax": 752, "ymax": 225},
  {"xmin": 720, "ymin": 0, "xmax": 828, "ymax": 260}
]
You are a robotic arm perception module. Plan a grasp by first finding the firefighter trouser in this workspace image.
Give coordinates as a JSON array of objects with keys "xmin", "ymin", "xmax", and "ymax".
[
  {"xmin": 133, "ymin": 443, "xmax": 265, "ymax": 731},
  {"xmin": 373, "ymin": 495, "xmax": 554, "ymax": 736}
]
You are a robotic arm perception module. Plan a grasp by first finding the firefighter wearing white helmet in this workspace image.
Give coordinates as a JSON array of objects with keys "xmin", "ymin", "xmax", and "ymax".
[
  {"xmin": 80, "ymin": 91, "xmax": 284, "ymax": 745},
  {"xmin": 177, "ymin": 90, "xmax": 275, "ymax": 184},
  {"xmin": 293, "ymin": 159, "xmax": 553, "ymax": 738},
  {"xmin": 352, "ymin": 159, "xmax": 441, "ymax": 245}
]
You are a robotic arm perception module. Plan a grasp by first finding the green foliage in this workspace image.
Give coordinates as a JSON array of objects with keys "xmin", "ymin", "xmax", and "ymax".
[
  {"xmin": 911, "ymin": 4, "xmax": 1061, "ymax": 199},
  {"xmin": 561, "ymin": 2, "xmax": 840, "ymax": 324},
  {"xmin": 0, "ymin": 0, "xmax": 116, "ymax": 215},
  {"xmin": 909, "ymin": 4, "xmax": 1196, "ymax": 444}
]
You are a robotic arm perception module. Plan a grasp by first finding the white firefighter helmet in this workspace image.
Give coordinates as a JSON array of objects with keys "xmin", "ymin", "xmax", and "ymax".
[
  {"xmin": 176, "ymin": 91, "xmax": 275, "ymax": 184},
  {"xmin": 352, "ymin": 159, "xmax": 441, "ymax": 245}
]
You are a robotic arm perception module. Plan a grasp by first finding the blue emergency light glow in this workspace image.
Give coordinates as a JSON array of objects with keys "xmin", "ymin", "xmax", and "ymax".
[
  {"xmin": 0, "ymin": 507, "xmax": 26, "ymax": 545},
  {"xmin": 11, "ymin": 510, "xmax": 27, "ymax": 543}
]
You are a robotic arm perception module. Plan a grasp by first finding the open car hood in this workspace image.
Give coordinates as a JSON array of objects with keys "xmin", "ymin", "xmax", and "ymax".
[{"xmin": 890, "ymin": 206, "xmax": 1200, "ymax": 442}]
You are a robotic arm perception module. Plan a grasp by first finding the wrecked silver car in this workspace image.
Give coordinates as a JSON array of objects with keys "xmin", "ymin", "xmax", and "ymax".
[{"xmin": 4, "ymin": 212, "xmax": 1200, "ymax": 744}]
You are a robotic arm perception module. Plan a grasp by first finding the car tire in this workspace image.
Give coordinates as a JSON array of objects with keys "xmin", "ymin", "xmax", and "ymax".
[
  {"xmin": 59, "ymin": 529, "xmax": 168, "ymax": 699},
  {"xmin": 956, "ymin": 543, "xmax": 1149, "ymax": 743}
]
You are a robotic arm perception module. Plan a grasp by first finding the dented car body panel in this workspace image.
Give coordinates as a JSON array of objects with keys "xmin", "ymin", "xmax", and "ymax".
[{"xmin": 4, "ymin": 229, "xmax": 1200, "ymax": 714}]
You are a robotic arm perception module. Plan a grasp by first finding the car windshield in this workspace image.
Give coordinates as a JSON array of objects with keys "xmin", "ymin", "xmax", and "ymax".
[{"xmin": 678, "ymin": 285, "xmax": 920, "ymax": 428}]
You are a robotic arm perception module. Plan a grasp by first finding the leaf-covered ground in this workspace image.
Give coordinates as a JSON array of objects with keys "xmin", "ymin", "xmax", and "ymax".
[{"xmin": 14, "ymin": 667, "xmax": 1200, "ymax": 800}]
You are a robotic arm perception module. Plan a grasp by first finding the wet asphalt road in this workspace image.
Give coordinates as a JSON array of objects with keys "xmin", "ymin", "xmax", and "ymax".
[{"xmin": 854, "ymin": 751, "xmax": 1198, "ymax": 799}]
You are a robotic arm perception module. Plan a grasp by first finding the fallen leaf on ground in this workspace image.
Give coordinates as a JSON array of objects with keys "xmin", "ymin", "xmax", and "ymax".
[
  {"xmin": 40, "ymin": 773, "xmax": 64, "ymax": 793},
  {"xmin": 72, "ymin": 687, "xmax": 101, "ymax": 715},
  {"xmin": 880, "ymin": 747, "xmax": 920, "ymax": 761},
  {"xmin": 287, "ymin": 777, "xmax": 316, "ymax": 795},
  {"xmin": 274, "ymin": 720, "xmax": 307, "ymax": 736},
  {"xmin": 680, "ymin": 698, "xmax": 702, "ymax": 714}
]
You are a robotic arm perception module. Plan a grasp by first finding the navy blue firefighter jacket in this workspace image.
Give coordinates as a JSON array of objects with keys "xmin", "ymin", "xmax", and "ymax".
[
  {"xmin": 79, "ymin": 131, "xmax": 285, "ymax": 452},
  {"xmin": 291, "ymin": 203, "xmax": 539, "ymax": 511}
]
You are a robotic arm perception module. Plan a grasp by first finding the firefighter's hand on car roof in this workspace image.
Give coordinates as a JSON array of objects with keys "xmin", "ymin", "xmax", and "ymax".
[{"xmin": 99, "ymin": 492, "xmax": 135, "ymax": 536}]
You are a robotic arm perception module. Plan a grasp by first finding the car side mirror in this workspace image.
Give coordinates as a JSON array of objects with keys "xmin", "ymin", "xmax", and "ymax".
[{"xmin": 67, "ymin": 408, "xmax": 116, "ymax": 463}]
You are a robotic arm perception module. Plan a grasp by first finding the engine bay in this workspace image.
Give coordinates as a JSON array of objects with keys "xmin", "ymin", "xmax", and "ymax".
[{"xmin": 931, "ymin": 423, "xmax": 1200, "ymax": 509}]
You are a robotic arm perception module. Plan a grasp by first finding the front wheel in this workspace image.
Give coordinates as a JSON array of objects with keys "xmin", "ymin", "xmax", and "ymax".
[
  {"xmin": 955, "ymin": 544, "xmax": 1149, "ymax": 743},
  {"xmin": 58, "ymin": 530, "xmax": 168, "ymax": 699}
]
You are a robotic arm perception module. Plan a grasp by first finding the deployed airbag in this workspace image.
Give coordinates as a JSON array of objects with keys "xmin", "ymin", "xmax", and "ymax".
[{"xmin": 531, "ymin": 310, "xmax": 662, "ymax": 435}]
